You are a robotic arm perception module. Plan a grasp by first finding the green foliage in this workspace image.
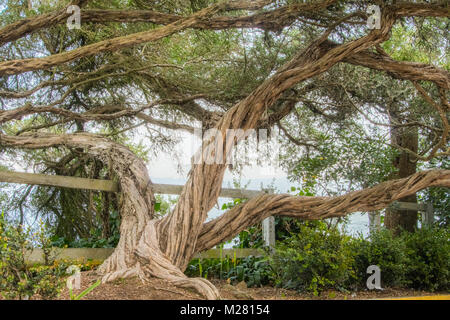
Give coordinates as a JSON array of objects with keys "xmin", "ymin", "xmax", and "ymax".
[
  {"xmin": 186, "ymin": 222, "xmax": 449, "ymax": 294},
  {"xmin": 421, "ymin": 186, "xmax": 450, "ymax": 228},
  {"xmin": 0, "ymin": 212, "xmax": 67, "ymax": 300},
  {"xmin": 352, "ymin": 230, "xmax": 409, "ymax": 288},
  {"xmin": 68, "ymin": 279, "xmax": 101, "ymax": 300},
  {"xmin": 221, "ymin": 198, "xmax": 265, "ymax": 248},
  {"xmin": 185, "ymin": 255, "xmax": 273, "ymax": 288},
  {"xmin": 269, "ymin": 221, "xmax": 356, "ymax": 296},
  {"xmin": 419, "ymin": 159, "xmax": 450, "ymax": 227},
  {"xmin": 235, "ymin": 227, "xmax": 264, "ymax": 249},
  {"xmin": 231, "ymin": 187, "xmax": 316, "ymax": 249},
  {"xmin": 283, "ymin": 122, "xmax": 397, "ymax": 192},
  {"xmin": 267, "ymin": 222, "xmax": 449, "ymax": 294},
  {"xmin": 50, "ymin": 194, "xmax": 176, "ymax": 248},
  {"xmin": 352, "ymin": 227, "xmax": 449, "ymax": 291},
  {"xmin": 403, "ymin": 227, "xmax": 449, "ymax": 291},
  {"xmin": 50, "ymin": 210, "xmax": 121, "ymax": 248},
  {"xmin": 227, "ymin": 256, "xmax": 273, "ymax": 288}
]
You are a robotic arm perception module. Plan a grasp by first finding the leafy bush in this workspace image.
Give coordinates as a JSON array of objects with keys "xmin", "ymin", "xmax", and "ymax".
[
  {"xmin": 0, "ymin": 212, "xmax": 67, "ymax": 299},
  {"xmin": 271, "ymin": 223, "xmax": 449, "ymax": 293},
  {"xmin": 352, "ymin": 229, "xmax": 409, "ymax": 288},
  {"xmin": 185, "ymin": 254, "xmax": 273, "ymax": 287},
  {"xmin": 403, "ymin": 227, "xmax": 449, "ymax": 291},
  {"xmin": 50, "ymin": 195, "xmax": 177, "ymax": 249},
  {"xmin": 225, "ymin": 256, "xmax": 273, "ymax": 287},
  {"xmin": 51, "ymin": 210, "xmax": 121, "ymax": 248},
  {"xmin": 269, "ymin": 221, "xmax": 356, "ymax": 295},
  {"xmin": 185, "ymin": 222, "xmax": 449, "ymax": 294}
]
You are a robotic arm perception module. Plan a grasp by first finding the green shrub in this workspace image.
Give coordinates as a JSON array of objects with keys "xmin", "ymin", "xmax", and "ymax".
[
  {"xmin": 403, "ymin": 227, "xmax": 449, "ymax": 291},
  {"xmin": 50, "ymin": 210, "xmax": 121, "ymax": 249},
  {"xmin": 185, "ymin": 254, "xmax": 273, "ymax": 287},
  {"xmin": 0, "ymin": 212, "xmax": 67, "ymax": 300},
  {"xmin": 352, "ymin": 229, "xmax": 409, "ymax": 288},
  {"xmin": 185, "ymin": 224, "xmax": 449, "ymax": 294},
  {"xmin": 225, "ymin": 256, "xmax": 273, "ymax": 287},
  {"xmin": 269, "ymin": 221, "xmax": 356, "ymax": 295}
]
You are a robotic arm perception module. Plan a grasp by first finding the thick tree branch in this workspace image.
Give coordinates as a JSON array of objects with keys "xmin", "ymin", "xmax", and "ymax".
[
  {"xmin": 0, "ymin": 96, "xmax": 204, "ymax": 125},
  {"xmin": 0, "ymin": 1, "xmax": 268, "ymax": 76},
  {"xmin": 196, "ymin": 169, "xmax": 450, "ymax": 252},
  {"xmin": 155, "ymin": 11, "xmax": 397, "ymax": 269},
  {"xmin": 0, "ymin": 0, "xmax": 89, "ymax": 46},
  {"xmin": 0, "ymin": 0, "xmax": 335, "ymax": 46},
  {"xmin": 344, "ymin": 47, "xmax": 450, "ymax": 90},
  {"xmin": 392, "ymin": 2, "xmax": 449, "ymax": 18}
]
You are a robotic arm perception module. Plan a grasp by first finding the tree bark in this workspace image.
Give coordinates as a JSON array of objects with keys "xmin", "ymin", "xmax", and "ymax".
[
  {"xmin": 385, "ymin": 113, "xmax": 420, "ymax": 234},
  {"xmin": 196, "ymin": 170, "xmax": 449, "ymax": 251}
]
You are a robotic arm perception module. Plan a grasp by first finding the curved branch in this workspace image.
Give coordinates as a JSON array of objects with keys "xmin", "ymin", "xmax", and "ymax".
[
  {"xmin": 155, "ymin": 11, "xmax": 398, "ymax": 269},
  {"xmin": 344, "ymin": 47, "xmax": 450, "ymax": 90},
  {"xmin": 0, "ymin": 95, "xmax": 204, "ymax": 125},
  {"xmin": 196, "ymin": 169, "xmax": 450, "ymax": 252},
  {"xmin": 0, "ymin": 0, "xmax": 335, "ymax": 46},
  {"xmin": 278, "ymin": 121, "xmax": 317, "ymax": 148},
  {"xmin": 0, "ymin": 2, "xmax": 248, "ymax": 76},
  {"xmin": 392, "ymin": 2, "xmax": 449, "ymax": 18},
  {"xmin": 0, "ymin": 0, "xmax": 88, "ymax": 46},
  {"xmin": 2, "ymin": 1, "xmax": 446, "ymax": 48}
]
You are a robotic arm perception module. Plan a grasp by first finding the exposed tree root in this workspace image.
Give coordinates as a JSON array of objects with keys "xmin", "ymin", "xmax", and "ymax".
[{"xmin": 99, "ymin": 221, "xmax": 220, "ymax": 300}]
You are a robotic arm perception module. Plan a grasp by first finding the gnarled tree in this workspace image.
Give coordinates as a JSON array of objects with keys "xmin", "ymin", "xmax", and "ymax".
[{"xmin": 0, "ymin": 0, "xmax": 449, "ymax": 299}]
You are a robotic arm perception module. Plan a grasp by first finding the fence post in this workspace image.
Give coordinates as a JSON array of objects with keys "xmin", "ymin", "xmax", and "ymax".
[
  {"xmin": 369, "ymin": 211, "xmax": 381, "ymax": 235},
  {"xmin": 423, "ymin": 203, "xmax": 434, "ymax": 227},
  {"xmin": 262, "ymin": 189, "xmax": 276, "ymax": 249},
  {"xmin": 262, "ymin": 216, "xmax": 275, "ymax": 248}
]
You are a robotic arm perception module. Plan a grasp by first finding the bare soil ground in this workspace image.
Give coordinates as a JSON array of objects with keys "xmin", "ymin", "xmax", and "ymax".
[{"xmin": 49, "ymin": 271, "xmax": 448, "ymax": 300}]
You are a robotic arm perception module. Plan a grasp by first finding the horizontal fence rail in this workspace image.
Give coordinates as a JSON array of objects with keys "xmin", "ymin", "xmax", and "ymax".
[
  {"xmin": 0, "ymin": 171, "xmax": 119, "ymax": 192},
  {"xmin": 389, "ymin": 201, "xmax": 429, "ymax": 212},
  {"xmin": 0, "ymin": 170, "xmax": 264, "ymax": 199},
  {"xmin": 25, "ymin": 248, "xmax": 263, "ymax": 265}
]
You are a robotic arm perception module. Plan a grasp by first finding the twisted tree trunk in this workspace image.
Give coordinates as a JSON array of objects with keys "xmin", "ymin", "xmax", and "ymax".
[
  {"xmin": 0, "ymin": 132, "xmax": 221, "ymax": 298},
  {"xmin": 385, "ymin": 112, "xmax": 420, "ymax": 234}
]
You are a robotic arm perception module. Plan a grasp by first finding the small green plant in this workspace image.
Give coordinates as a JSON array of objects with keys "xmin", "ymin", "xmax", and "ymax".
[
  {"xmin": 198, "ymin": 258, "xmax": 203, "ymax": 278},
  {"xmin": 68, "ymin": 279, "xmax": 101, "ymax": 300},
  {"xmin": 270, "ymin": 221, "xmax": 356, "ymax": 296},
  {"xmin": 50, "ymin": 210, "xmax": 121, "ymax": 249},
  {"xmin": 226, "ymin": 255, "xmax": 273, "ymax": 287},
  {"xmin": 185, "ymin": 254, "xmax": 273, "ymax": 287},
  {"xmin": 0, "ymin": 211, "xmax": 67, "ymax": 300}
]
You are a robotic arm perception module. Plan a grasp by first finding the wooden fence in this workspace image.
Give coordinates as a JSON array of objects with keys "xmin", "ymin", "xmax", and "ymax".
[
  {"xmin": 0, "ymin": 170, "xmax": 276, "ymax": 260},
  {"xmin": 25, "ymin": 248, "xmax": 263, "ymax": 264},
  {"xmin": 1, "ymin": 170, "xmax": 435, "ymax": 262}
]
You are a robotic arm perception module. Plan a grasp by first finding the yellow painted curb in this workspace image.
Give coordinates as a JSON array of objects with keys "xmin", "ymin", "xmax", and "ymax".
[{"xmin": 380, "ymin": 295, "xmax": 450, "ymax": 300}]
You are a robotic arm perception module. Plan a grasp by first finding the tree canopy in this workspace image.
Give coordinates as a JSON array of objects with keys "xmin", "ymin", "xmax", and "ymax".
[{"xmin": 0, "ymin": 0, "xmax": 449, "ymax": 299}]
